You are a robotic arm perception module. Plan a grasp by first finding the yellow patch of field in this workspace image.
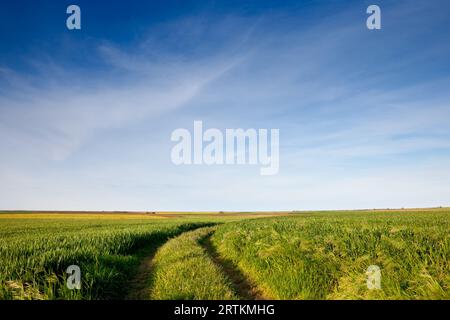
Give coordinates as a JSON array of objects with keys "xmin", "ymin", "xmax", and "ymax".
[
  {"xmin": 0, "ymin": 213, "xmax": 167, "ymax": 220},
  {"xmin": 159, "ymin": 211, "xmax": 291, "ymax": 218}
]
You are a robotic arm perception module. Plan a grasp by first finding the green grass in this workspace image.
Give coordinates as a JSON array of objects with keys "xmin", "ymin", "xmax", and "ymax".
[
  {"xmin": 1, "ymin": 209, "xmax": 449, "ymax": 300},
  {"xmin": 0, "ymin": 215, "xmax": 213, "ymax": 299},
  {"xmin": 211, "ymin": 210, "xmax": 450, "ymax": 299},
  {"xmin": 150, "ymin": 226, "xmax": 237, "ymax": 300}
]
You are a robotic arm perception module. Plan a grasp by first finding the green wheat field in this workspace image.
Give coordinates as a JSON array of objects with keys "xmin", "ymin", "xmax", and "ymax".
[{"xmin": 0, "ymin": 209, "xmax": 449, "ymax": 300}]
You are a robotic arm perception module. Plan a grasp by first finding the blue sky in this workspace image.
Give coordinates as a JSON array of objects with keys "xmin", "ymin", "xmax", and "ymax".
[{"xmin": 1, "ymin": 0, "xmax": 450, "ymax": 211}]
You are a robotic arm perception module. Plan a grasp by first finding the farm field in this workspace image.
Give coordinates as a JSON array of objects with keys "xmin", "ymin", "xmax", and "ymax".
[{"xmin": 0, "ymin": 209, "xmax": 449, "ymax": 300}]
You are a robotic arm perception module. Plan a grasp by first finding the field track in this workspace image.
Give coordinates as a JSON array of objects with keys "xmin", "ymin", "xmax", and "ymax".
[
  {"xmin": 127, "ymin": 226, "xmax": 267, "ymax": 300},
  {"xmin": 200, "ymin": 233, "xmax": 267, "ymax": 300}
]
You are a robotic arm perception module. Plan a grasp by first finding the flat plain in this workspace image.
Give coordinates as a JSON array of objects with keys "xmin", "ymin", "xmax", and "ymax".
[{"xmin": 0, "ymin": 209, "xmax": 448, "ymax": 300}]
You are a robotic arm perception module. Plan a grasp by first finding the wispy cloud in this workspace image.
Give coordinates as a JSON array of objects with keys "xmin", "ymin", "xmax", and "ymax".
[
  {"xmin": 0, "ymin": 1, "xmax": 449, "ymax": 210},
  {"xmin": 0, "ymin": 34, "xmax": 245, "ymax": 161}
]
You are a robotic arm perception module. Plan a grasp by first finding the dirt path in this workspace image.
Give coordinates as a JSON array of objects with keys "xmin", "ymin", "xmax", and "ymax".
[
  {"xmin": 125, "ymin": 245, "xmax": 159, "ymax": 300},
  {"xmin": 126, "ymin": 227, "xmax": 267, "ymax": 300},
  {"xmin": 201, "ymin": 234, "xmax": 267, "ymax": 300}
]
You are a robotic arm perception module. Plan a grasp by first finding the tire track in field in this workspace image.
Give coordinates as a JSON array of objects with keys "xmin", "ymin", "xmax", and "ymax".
[
  {"xmin": 125, "ymin": 243, "xmax": 160, "ymax": 300},
  {"xmin": 126, "ymin": 224, "xmax": 212, "ymax": 299},
  {"xmin": 127, "ymin": 225, "xmax": 266, "ymax": 300},
  {"xmin": 200, "ymin": 233, "xmax": 267, "ymax": 300}
]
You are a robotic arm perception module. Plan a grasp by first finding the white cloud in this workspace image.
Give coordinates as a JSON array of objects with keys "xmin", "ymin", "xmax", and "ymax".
[{"xmin": 1, "ymin": 3, "xmax": 450, "ymax": 210}]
